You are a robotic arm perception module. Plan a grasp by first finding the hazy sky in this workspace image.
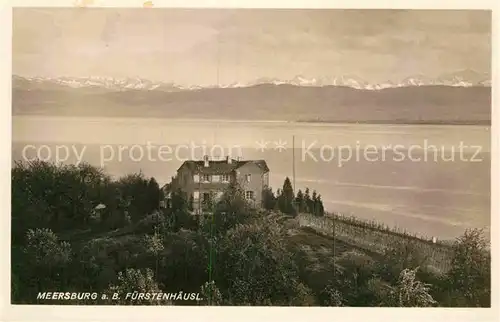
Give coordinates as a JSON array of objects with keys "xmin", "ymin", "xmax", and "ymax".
[{"xmin": 13, "ymin": 8, "xmax": 491, "ymax": 86}]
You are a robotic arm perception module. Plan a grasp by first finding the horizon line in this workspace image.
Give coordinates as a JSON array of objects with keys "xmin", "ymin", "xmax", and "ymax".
[{"xmin": 11, "ymin": 70, "xmax": 492, "ymax": 89}]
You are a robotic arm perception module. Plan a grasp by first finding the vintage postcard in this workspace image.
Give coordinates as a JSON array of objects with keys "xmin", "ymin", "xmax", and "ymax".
[{"xmin": 2, "ymin": 1, "xmax": 498, "ymax": 322}]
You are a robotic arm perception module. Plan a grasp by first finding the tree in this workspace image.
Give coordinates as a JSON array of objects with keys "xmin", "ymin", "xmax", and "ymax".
[
  {"xmin": 188, "ymin": 195, "xmax": 194, "ymax": 211},
  {"xmin": 364, "ymin": 277, "xmax": 393, "ymax": 307},
  {"xmin": 262, "ymin": 186, "xmax": 277, "ymax": 210},
  {"xmin": 278, "ymin": 177, "xmax": 296, "ymax": 215},
  {"xmin": 315, "ymin": 194, "xmax": 325, "ymax": 216},
  {"xmin": 295, "ymin": 189, "xmax": 306, "ymax": 213},
  {"xmin": 303, "ymin": 188, "xmax": 312, "ymax": 213},
  {"xmin": 320, "ymin": 284, "xmax": 344, "ymax": 306},
  {"xmin": 146, "ymin": 178, "xmax": 161, "ymax": 211},
  {"xmin": 24, "ymin": 228, "xmax": 72, "ymax": 268},
  {"xmin": 311, "ymin": 190, "xmax": 318, "ymax": 215},
  {"xmin": 214, "ymin": 217, "xmax": 309, "ymax": 305},
  {"xmin": 386, "ymin": 268, "xmax": 437, "ymax": 307},
  {"xmin": 309, "ymin": 190, "xmax": 325, "ymax": 216},
  {"xmin": 376, "ymin": 240, "xmax": 428, "ymax": 283},
  {"xmin": 210, "ymin": 181, "xmax": 257, "ymax": 236},
  {"xmin": 166, "ymin": 188, "xmax": 197, "ymax": 231},
  {"xmin": 200, "ymin": 281, "xmax": 224, "ymax": 305},
  {"xmin": 13, "ymin": 228, "xmax": 73, "ymax": 303},
  {"xmin": 11, "ymin": 161, "xmax": 110, "ymax": 241},
  {"xmin": 334, "ymin": 250, "xmax": 377, "ymax": 306},
  {"xmin": 76, "ymin": 237, "xmax": 119, "ymax": 292},
  {"xmin": 142, "ymin": 232, "xmax": 164, "ymax": 277},
  {"xmin": 273, "ymin": 189, "xmax": 282, "ymax": 212},
  {"xmin": 170, "ymin": 188, "xmax": 188, "ymax": 212},
  {"xmin": 105, "ymin": 268, "xmax": 169, "ymax": 305},
  {"xmin": 446, "ymin": 229, "xmax": 490, "ymax": 307},
  {"xmin": 116, "ymin": 173, "xmax": 151, "ymax": 222},
  {"xmin": 99, "ymin": 188, "xmax": 132, "ymax": 230},
  {"xmin": 159, "ymin": 230, "xmax": 208, "ymax": 294}
]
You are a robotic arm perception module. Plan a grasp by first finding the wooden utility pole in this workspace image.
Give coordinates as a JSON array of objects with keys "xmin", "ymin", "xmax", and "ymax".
[{"xmin": 332, "ymin": 213, "xmax": 336, "ymax": 278}]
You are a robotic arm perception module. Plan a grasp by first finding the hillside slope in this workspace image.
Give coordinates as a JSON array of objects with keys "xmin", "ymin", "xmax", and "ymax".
[{"xmin": 12, "ymin": 77, "xmax": 491, "ymax": 123}]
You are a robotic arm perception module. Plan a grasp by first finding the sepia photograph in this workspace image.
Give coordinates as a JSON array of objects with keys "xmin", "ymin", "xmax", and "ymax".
[{"xmin": 9, "ymin": 6, "xmax": 493, "ymax": 309}]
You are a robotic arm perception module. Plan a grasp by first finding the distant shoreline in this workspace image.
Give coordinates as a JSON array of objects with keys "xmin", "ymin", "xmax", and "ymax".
[
  {"xmin": 295, "ymin": 119, "xmax": 492, "ymax": 126},
  {"xmin": 12, "ymin": 114, "xmax": 491, "ymax": 127}
]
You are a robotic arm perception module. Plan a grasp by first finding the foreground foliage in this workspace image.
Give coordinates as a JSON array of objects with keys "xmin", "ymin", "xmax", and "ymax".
[{"xmin": 11, "ymin": 161, "xmax": 490, "ymax": 307}]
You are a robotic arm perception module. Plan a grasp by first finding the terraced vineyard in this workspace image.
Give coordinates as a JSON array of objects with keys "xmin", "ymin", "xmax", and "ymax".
[{"xmin": 297, "ymin": 213, "xmax": 454, "ymax": 273}]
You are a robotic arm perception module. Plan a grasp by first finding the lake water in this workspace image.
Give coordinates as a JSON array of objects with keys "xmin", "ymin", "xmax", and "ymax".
[{"xmin": 12, "ymin": 116, "xmax": 491, "ymax": 240}]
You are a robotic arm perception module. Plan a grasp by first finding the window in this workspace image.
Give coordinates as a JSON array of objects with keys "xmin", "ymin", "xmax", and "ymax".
[
  {"xmin": 245, "ymin": 191, "xmax": 254, "ymax": 200},
  {"xmin": 202, "ymin": 192, "xmax": 210, "ymax": 203},
  {"xmin": 194, "ymin": 174, "xmax": 200, "ymax": 183},
  {"xmin": 193, "ymin": 191, "xmax": 200, "ymax": 199},
  {"xmin": 263, "ymin": 173, "xmax": 269, "ymax": 185},
  {"xmin": 221, "ymin": 174, "xmax": 230, "ymax": 182},
  {"xmin": 245, "ymin": 174, "xmax": 251, "ymax": 183},
  {"xmin": 202, "ymin": 193, "xmax": 211, "ymax": 211},
  {"xmin": 202, "ymin": 174, "xmax": 211, "ymax": 182}
]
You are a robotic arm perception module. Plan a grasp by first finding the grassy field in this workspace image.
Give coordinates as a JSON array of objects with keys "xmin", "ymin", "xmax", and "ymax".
[{"xmin": 58, "ymin": 211, "xmax": 454, "ymax": 294}]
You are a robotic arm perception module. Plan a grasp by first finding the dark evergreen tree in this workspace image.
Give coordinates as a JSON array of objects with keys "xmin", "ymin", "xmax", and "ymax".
[
  {"xmin": 295, "ymin": 189, "xmax": 306, "ymax": 213},
  {"xmin": 274, "ymin": 189, "xmax": 282, "ymax": 212},
  {"xmin": 11, "ymin": 161, "xmax": 111, "ymax": 241},
  {"xmin": 171, "ymin": 188, "xmax": 188, "ymax": 213},
  {"xmin": 210, "ymin": 181, "xmax": 258, "ymax": 237},
  {"xmin": 312, "ymin": 190, "xmax": 318, "ymax": 215},
  {"xmin": 304, "ymin": 188, "xmax": 312, "ymax": 214},
  {"xmin": 146, "ymin": 177, "xmax": 161, "ymax": 212},
  {"xmin": 262, "ymin": 186, "xmax": 277, "ymax": 210},
  {"xmin": 188, "ymin": 195, "xmax": 194, "ymax": 211},
  {"xmin": 165, "ymin": 188, "xmax": 198, "ymax": 231},
  {"xmin": 278, "ymin": 177, "xmax": 296, "ymax": 215},
  {"xmin": 116, "ymin": 173, "xmax": 152, "ymax": 222},
  {"xmin": 316, "ymin": 194, "xmax": 325, "ymax": 216},
  {"xmin": 446, "ymin": 229, "xmax": 490, "ymax": 307}
]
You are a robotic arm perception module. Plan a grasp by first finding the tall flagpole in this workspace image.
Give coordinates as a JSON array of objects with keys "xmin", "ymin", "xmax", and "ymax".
[
  {"xmin": 292, "ymin": 135, "xmax": 296, "ymax": 193},
  {"xmin": 214, "ymin": 31, "xmax": 220, "ymax": 156},
  {"xmin": 207, "ymin": 27, "xmax": 222, "ymax": 306}
]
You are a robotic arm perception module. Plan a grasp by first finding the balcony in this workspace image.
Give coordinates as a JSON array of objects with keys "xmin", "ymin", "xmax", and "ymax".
[{"xmin": 194, "ymin": 174, "xmax": 232, "ymax": 184}]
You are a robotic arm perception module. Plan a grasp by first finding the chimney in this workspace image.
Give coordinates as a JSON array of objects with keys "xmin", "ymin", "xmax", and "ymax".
[
  {"xmin": 226, "ymin": 156, "xmax": 232, "ymax": 164},
  {"xmin": 203, "ymin": 155, "xmax": 209, "ymax": 167}
]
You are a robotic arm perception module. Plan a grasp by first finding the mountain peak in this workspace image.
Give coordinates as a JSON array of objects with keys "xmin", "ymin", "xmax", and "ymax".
[{"xmin": 12, "ymin": 70, "xmax": 491, "ymax": 92}]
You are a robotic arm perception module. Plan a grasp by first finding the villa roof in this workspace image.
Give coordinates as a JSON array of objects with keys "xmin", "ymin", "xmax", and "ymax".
[{"xmin": 178, "ymin": 159, "xmax": 269, "ymax": 175}]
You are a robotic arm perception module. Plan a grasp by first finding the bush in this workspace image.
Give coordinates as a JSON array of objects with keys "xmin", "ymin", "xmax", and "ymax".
[
  {"xmin": 214, "ymin": 217, "xmax": 306, "ymax": 305},
  {"xmin": 200, "ymin": 281, "xmax": 224, "ymax": 305},
  {"xmin": 445, "ymin": 229, "xmax": 490, "ymax": 307},
  {"xmin": 376, "ymin": 239, "xmax": 429, "ymax": 282},
  {"xmin": 105, "ymin": 268, "xmax": 169, "ymax": 305},
  {"xmin": 158, "ymin": 230, "xmax": 208, "ymax": 294},
  {"xmin": 334, "ymin": 250, "xmax": 378, "ymax": 306},
  {"xmin": 386, "ymin": 268, "xmax": 437, "ymax": 307},
  {"xmin": 11, "ymin": 161, "xmax": 110, "ymax": 241},
  {"xmin": 12, "ymin": 228, "xmax": 73, "ymax": 303},
  {"xmin": 320, "ymin": 283, "xmax": 344, "ymax": 306}
]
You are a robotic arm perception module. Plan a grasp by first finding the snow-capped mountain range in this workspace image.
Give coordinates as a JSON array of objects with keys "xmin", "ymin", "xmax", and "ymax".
[{"xmin": 13, "ymin": 70, "xmax": 491, "ymax": 92}]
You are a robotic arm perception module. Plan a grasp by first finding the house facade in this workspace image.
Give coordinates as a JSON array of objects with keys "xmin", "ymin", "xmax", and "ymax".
[{"xmin": 164, "ymin": 156, "xmax": 270, "ymax": 214}]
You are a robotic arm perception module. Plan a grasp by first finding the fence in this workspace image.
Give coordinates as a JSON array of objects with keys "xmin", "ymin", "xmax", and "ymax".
[{"xmin": 297, "ymin": 213, "xmax": 453, "ymax": 273}]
